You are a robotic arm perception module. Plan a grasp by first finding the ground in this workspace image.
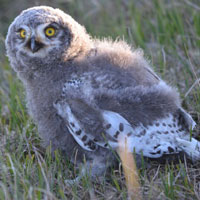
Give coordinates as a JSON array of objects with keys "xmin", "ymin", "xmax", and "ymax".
[{"xmin": 0, "ymin": 0, "xmax": 200, "ymax": 199}]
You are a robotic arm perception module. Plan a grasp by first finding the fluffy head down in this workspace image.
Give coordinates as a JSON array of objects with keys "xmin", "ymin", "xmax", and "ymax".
[{"xmin": 5, "ymin": 6, "xmax": 92, "ymax": 74}]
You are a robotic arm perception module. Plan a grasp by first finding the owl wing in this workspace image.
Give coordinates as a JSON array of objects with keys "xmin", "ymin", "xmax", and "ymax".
[
  {"xmin": 54, "ymin": 97, "xmax": 141, "ymax": 152},
  {"xmin": 54, "ymin": 75, "xmax": 199, "ymax": 160},
  {"xmin": 54, "ymin": 96, "xmax": 200, "ymax": 161},
  {"xmin": 54, "ymin": 75, "xmax": 136, "ymax": 152}
]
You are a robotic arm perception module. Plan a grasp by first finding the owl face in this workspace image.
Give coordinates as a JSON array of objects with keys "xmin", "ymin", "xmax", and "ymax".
[
  {"xmin": 6, "ymin": 6, "xmax": 74, "ymax": 72},
  {"xmin": 11, "ymin": 22, "xmax": 68, "ymax": 58}
]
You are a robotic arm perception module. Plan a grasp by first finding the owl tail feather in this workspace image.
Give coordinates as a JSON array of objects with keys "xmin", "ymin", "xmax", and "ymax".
[{"xmin": 176, "ymin": 137, "xmax": 200, "ymax": 162}]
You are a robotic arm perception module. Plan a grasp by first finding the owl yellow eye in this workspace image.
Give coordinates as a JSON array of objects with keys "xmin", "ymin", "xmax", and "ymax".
[
  {"xmin": 45, "ymin": 27, "xmax": 56, "ymax": 37},
  {"xmin": 20, "ymin": 29, "xmax": 26, "ymax": 38}
]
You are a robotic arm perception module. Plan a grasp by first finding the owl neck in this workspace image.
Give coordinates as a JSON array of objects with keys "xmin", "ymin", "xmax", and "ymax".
[{"xmin": 18, "ymin": 60, "xmax": 69, "ymax": 86}]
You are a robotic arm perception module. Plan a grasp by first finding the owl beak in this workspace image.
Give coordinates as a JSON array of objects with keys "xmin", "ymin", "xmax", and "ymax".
[{"xmin": 27, "ymin": 37, "xmax": 44, "ymax": 53}]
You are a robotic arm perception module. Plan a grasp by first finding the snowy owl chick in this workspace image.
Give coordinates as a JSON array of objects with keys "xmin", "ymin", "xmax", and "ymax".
[{"xmin": 6, "ymin": 6, "xmax": 199, "ymax": 179}]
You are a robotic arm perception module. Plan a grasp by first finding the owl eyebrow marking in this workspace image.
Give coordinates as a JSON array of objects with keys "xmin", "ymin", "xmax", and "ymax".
[
  {"xmin": 16, "ymin": 28, "xmax": 23, "ymax": 33},
  {"xmin": 45, "ymin": 22, "xmax": 60, "ymax": 30}
]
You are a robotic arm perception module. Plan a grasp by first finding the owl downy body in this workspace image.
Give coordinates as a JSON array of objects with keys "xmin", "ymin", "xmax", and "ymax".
[{"xmin": 5, "ymin": 6, "xmax": 199, "ymax": 177}]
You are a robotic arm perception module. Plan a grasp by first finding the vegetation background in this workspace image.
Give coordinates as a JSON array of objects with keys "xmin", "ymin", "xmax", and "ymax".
[{"xmin": 0, "ymin": 0, "xmax": 200, "ymax": 199}]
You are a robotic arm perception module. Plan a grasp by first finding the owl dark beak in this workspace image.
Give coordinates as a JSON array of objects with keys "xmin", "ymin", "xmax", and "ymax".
[{"xmin": 27, "ymin": 37, "xmax": 44, "ymax": 53}]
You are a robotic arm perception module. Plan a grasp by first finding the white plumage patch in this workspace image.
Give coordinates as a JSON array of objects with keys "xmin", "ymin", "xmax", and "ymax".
[
  {"xmin": 176, "ymin": 138, "xmax": 200, "ymax": 162},
  {"xmin": 102, "ymin": 110, "xmax": 134, "ymax": 139},
  {"xmin": 54, "ymin": 100, "xmax": 199, "ymax": 160},
  {"xmin": 54, "ymin": 101, "xmax": 97, "ymax": 151}
]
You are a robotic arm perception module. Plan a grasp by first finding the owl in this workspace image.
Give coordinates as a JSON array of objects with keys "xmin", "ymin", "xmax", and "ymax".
[{"xmin": 6, "ymin": 6, "xmax": 199, "ymax": 179}]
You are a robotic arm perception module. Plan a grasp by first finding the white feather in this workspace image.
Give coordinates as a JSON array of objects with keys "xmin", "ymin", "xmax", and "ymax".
[
  {"xmin": 54, "ymin": 102, "xmax": 95, "ymax": 151},
  {"xmin": 176, "ymin": 138, "xmax": 200, "ymax": 161},
  {"xmin": 55, "ymin": 101, "xmax": 199, "ymax": 160}
]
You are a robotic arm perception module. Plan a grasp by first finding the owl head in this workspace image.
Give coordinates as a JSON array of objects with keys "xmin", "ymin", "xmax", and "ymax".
[{"xmin": 6, "ymin": 6, "xmax": 92, "ymax": 75}]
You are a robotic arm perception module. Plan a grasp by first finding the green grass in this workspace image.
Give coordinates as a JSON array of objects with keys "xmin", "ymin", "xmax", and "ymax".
[{"xmin": 0, "ymin": 0, "xmax": 200, "ymax": 199}]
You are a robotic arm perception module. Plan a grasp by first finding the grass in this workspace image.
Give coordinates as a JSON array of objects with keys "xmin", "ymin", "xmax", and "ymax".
[{"xmin": 0, "ymin": 0, "xmax": 200, "ymax": 199}]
